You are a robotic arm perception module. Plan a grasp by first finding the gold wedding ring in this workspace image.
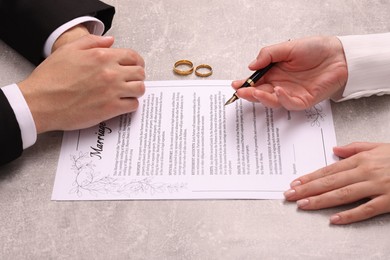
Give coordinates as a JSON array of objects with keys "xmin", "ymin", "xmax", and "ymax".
[
  {"xmin": 173, "ymin": 60, "xmax": 194, "ymax": 75},
  {"xmin": 195, "ymin": 64, "xmax": 213, "ymax": 77}
]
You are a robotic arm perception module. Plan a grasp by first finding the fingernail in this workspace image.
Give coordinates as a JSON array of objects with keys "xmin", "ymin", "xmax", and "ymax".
[
  {"xmin": 290, "ymin": 180, "xmax": 302, "ymax": 187},
  {"xmin": 249, "ymin": 59, "xmax": 257, "ymax": 67},
  {"xmin": 330, "ymin": 215, "xmax": 341, "ymax": 224},
  {"xmin": 283, "ymin": 189, "xmax": 296, "ymax": 198},
  {"xmin": 297, "ymin": 199, "xmax": 309, "ymax": 208}
]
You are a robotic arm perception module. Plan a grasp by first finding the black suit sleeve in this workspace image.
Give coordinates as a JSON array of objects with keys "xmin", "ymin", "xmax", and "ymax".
[
  {"xmin": 0, "ymin": 0, "xmax": 115, "ymax": 166},
  {"xmin": 0, "ymin": 90, "xmax": 23, "ymax": 165},
  {"xmin": 0, "ymin": 0, "xmax": 115, "ymax": 65}
]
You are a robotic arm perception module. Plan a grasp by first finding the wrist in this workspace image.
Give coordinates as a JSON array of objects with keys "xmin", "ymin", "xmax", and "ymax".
[
  {"xmin": 52, "ymin": 24, "xmax": 90, "ymax": 53},
  {"xmin": 17, "ymin": 79, "xmax": 45, "ymax": 134}
]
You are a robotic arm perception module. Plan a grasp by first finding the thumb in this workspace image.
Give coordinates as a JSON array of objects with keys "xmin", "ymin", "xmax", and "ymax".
[
  {"xmin": 249, "ymin": 40, "xmax": 293, "ymax": 70},
  {"xmin": 70, "ymin": 34, "xmax": 115, "ymax": 50},
  {"xmin": 333, "ymin": 142, "xmax": 379, "ymax": 158}
]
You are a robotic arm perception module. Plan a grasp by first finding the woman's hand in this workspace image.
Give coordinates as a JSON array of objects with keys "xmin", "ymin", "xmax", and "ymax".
[
  {"xmin": 232, "ymin": 36, "xmax": 348, "ymax": 110},
  {"xmin": 284, "ymin": 142, "xmax": 390, "ymax": 224}
]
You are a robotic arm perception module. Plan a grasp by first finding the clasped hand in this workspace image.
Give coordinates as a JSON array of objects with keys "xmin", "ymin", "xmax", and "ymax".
[{"xmin": 19, "ymin": 34, "xmax": 145, "ymax": 133}]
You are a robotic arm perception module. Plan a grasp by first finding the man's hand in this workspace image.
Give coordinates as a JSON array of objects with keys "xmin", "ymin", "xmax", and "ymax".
[{"xmin": 19, "ymin": 34, "xmax": 145, "ymax": 133}]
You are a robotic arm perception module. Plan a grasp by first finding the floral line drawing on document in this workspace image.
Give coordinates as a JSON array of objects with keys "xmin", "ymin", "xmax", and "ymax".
[
  {"xmin": 69, "ymin": 152, "xmax": 187, "ymax": 197},
  {"xmin": 305, "ymin": 104, "xmax": 326, "ymax": 127}
]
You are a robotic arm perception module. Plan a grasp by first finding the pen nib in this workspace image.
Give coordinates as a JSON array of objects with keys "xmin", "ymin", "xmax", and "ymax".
[{"xmin": 224, "ymin": 93, "xmax": 239, "ymax": 106}]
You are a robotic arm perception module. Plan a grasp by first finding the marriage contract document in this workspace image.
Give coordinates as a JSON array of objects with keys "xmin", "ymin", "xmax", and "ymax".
[{"xmin": 52, "ymin": 80, "xmax": 338, "ymax": 200}]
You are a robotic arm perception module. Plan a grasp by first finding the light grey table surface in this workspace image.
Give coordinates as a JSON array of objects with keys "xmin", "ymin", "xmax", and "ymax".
[{"xmin": 1, "ymin": 1, "xmax": 390, "ymax": 259}]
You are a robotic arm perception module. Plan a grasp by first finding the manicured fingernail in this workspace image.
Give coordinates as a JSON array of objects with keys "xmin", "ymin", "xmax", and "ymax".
[
  {"xmin": 249, "ymin": 59, "xmax": 257, "ymax": 67},
  {"xmin": 290, "ymin": 180, "xmax": 302, "ymax": 187},
  {"xmin": 297, "ymin": 199, "xmax": 309, "ymax": 208},
  {"xmin": 283, "ymin": 189, "xmax": 296, "ymax": 198},
  {"xmin": 330, "ymin": 215, "xmax": 341, "ymax": 224}
]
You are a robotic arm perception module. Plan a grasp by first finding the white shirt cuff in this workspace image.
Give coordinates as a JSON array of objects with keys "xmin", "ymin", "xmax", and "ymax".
[
  {"xmin": 43, "ymin": 16, "xmax": 105, "ymax": 57},
  {"xmin": 1, "ymin": 84, "xmax": 37, "ymax": 149},
  {"xmin": 335, "ymin": 33, "xmax": 390, "ymax": 101}
]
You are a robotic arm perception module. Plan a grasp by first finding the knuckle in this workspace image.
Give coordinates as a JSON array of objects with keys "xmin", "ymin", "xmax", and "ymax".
[
  {"xmin": 339, "ymin": 212, "xmax": 352, "ymax": 223},
  {"xmin": 137, "ymin": 82, "xmax": 146, "ymax": 95},
  {"xmin": 129, "ymin": 98, "xmax": 139, "ymax": 111},
  {"xmin": 259, "ymin": 47, "xmax": 270, "ymax": 57},
  {"xmin": 295, "ymin": 185, "xmax": 309, "ymax": 197},
  {"xmin": 355, "ymin": 152, "xmax": 379, "ymax": 174},
  {"xmin": 360, "ymin": 160, "xmax": 376, "ymax": 173},
  {"xmin": 100, "ymin": 68, "xmax": 117, "ymax": 83},
  {"xmin": 125, "ymin": 50, "xmax": 139, "ymax": 63},
  {"xmin": 320, "ymin": 175, "xmax": 336, "ymax": 189},
  {"xmin": 94, "ymin": 49, "xmax": 110, "ymax": 62},
  {"xmin": 336, "ymin": 187, "xmax": 353, "ymax": 202},
  {"xmin": 311, "ymin": 198, "xmax": 322, "ymax": 209},
  {"xmin": 302, "ymin": 196, "xmax": 321, "ymax": 210},
  {"xmin": 136, "ymin": 66, "xmax": 146, "ymax": 80},
  {"xmin": 319, "ymin": 165, "xmax": 334, "ymax": 178},
  {"xmin": 357, "ymin": 149, "xmax": 376, "ymax": 162},
  {"xmin": 361, "ymin": 203, "xmax": 376, "ymax": 217},
  {"xmin": 298, "ymin": 176, "xmax": 310, "ymax": 184},
  {"xmin": 84, "ymin": 34, "xmax": 96, "ymax": 41}
]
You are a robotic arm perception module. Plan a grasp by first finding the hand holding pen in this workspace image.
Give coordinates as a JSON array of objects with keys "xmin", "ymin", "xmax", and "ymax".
[
  {"xmin": 225, "ymin": 63, "xmax": 275, "ymax": 105},
  {"xmin": 229, "ymin": 36, "xmax": 348, "ymax": 110}
]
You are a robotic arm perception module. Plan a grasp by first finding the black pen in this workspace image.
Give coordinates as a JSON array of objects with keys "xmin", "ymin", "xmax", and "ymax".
[{"xmin": 224, "ymin": 62, "xmax": 275, "ymax": 106}]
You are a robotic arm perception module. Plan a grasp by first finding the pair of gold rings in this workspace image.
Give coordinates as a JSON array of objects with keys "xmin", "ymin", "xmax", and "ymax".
[{"xmin": 173, "ymin": 60, "xmax": 213, "ymax": 77}]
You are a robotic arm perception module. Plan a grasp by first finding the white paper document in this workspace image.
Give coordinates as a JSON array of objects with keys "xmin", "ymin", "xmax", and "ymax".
[{"xmin": 52, "ymin": 80, "xmax": 338, "ymax": 200}]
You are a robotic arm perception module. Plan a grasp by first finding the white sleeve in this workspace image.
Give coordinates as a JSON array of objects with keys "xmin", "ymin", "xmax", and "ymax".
[
  {"xmin": 334, "ymin": 33, "xmax": 390, "ymax": 102},
  {"xmin": 43, "ymin": 16, "xmax": 105, "ymax": 57},
  {"xmin": 1, "ymin": 84, "xmax": 37, "ymax": 149}
]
